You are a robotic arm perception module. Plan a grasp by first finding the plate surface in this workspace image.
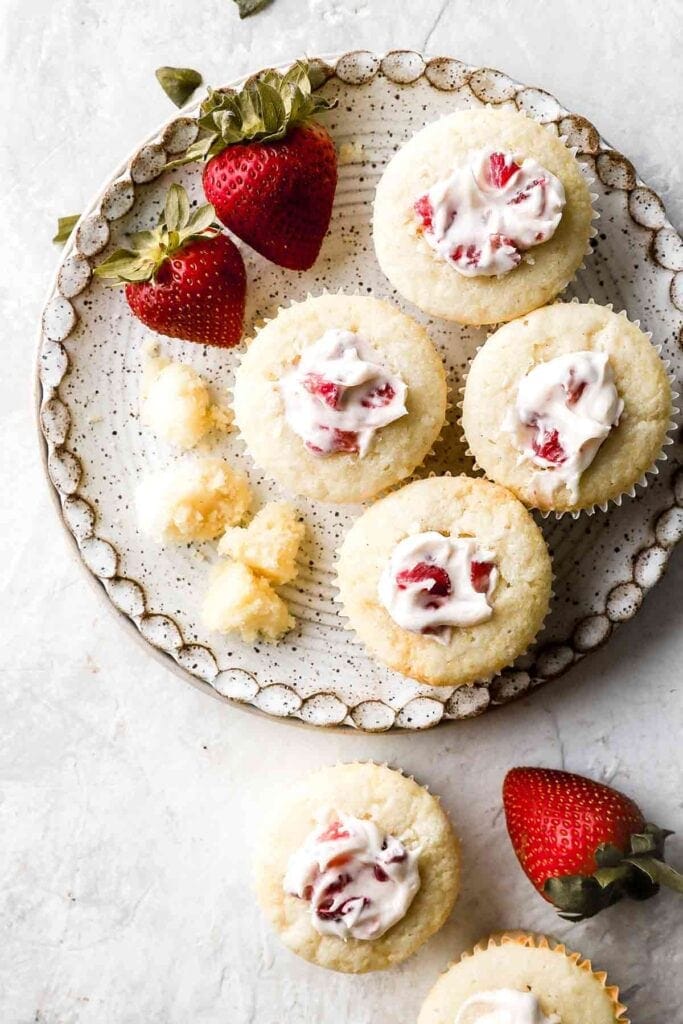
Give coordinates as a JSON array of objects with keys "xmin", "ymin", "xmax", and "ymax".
[{"xmin": 37, "ymin": 51, "xmax": 683, "ymax": 731}]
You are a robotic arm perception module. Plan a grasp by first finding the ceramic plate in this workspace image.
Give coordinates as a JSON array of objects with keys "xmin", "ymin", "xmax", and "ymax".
[{"xmin": 37, "ymin": 51, "xmax": 683, "ymax": 731}]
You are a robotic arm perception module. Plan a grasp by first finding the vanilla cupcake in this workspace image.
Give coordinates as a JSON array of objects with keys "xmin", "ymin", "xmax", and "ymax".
[
  {"xmin": 373, "ymin": 107, "xmax": 594, "ymax": 325},
  {"xmin": 232, "ymin": 293, "xmax": 447, "ymax": 503},
  {"xmin": 462, "ymin": 302, "xmax": 673, "ymax": 514},
  {"xmin": 418, "ymin": 932, "xmax": 628, "ymax": 1024},
  {"xmin": 336, "ymin": 476, "xmax": 551, "ymax": 687},
  {"xmin": 254, "ymin": 762, "xmax": 460, "ymax": 973}
]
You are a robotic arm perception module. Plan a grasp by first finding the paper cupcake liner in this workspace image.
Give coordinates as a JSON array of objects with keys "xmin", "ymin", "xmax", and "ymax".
[
  {"xmin": 457, "ymin": 301, "xmax": 680, "ymax": 520},
  {"xmin": 459, "ymin": 931, "xmax": 629, "ymax": 1023}
]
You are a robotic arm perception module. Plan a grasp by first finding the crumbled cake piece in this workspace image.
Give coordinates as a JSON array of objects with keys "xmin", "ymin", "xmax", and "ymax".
[
  {"xmin": 202, "ymin": 561, "xmax": 294, "ymax": 643},
  {"xmin": 136, "ymin": 457, "xmax": 251, "ymax": 543},
  {"xmin": 141, "ymin": 344, "xmax": 232, "ymax": 449},
  {"xmin": 218, "ymin": 502, "xmax": 305, "ymax": 585}
]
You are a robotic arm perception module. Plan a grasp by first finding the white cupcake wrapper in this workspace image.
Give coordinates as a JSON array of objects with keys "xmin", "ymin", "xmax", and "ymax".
[
  {"xmin": 457, "ymin": 303, "xmax": 680, "ymax": 519},
  {"xmin": 456, "ymin": 932, "xmax": 630, "ymax": 1024}
]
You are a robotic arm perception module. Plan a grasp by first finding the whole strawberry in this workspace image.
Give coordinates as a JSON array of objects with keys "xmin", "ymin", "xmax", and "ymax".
[
  {"xmin": 94, "ymin": 183, "xmax": 246, "ymax": 347},
  {"xmin": 503, "ymin": 767, "xmax": 683, "ymax": 920},
  {"xmin": 183, "ymin": 61, "xmax": 337, "ymax": 271}
]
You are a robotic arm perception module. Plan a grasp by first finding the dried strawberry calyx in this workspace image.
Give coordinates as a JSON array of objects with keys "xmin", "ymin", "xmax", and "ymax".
[
  {"xmin": 93, "ymin": 184, "xmax": 219, "ymax": 284},
  {"xmin": 170, "ymin": 60, "xmax": 337, "ymax": 167},
  {"xmin": 545, "ymin": 824, "xmax": 683, "ymax": 921}
]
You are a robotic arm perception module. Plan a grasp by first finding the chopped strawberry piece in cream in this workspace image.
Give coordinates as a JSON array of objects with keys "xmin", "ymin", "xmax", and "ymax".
[
  {"xmin": 488, "ymin": 151, "xmax": 520, "ymax": 188},
  {"xmin": 413, "ymin": 194, "xmax": 434, "ymax": 230},
  {"xmin": 361, "ymin": 381, "xmax": 396, "ymax": 408},
  {"xmin": 532, "ymin": 427, "xmax": 567, "ymax": 465},
  {"xmin": 302, "ymin": 372, "xmax": 342, "ymax": 409},
  {"xmin": 319, "ymin": 820, "xmax": 350, "ymax": 843},
  {"xmin": 396, "ymin": 562, "xmax": 452, "ymax": 597},
  {"xmin": 470, "ymin": 560, "xmax": 494, "ymax": 594}
]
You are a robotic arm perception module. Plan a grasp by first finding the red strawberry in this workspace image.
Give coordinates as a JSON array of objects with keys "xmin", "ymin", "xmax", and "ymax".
[
  {"xmin": 187, "ymin": 62, "xmax": 337, "ymax": 271},
  {"xmin": 503, "ymin": 767, "xmax": 683, "ymax": 920},
  {"xmin": 94, "ymin": 184, "xmax": 245, "ymax": 347}
]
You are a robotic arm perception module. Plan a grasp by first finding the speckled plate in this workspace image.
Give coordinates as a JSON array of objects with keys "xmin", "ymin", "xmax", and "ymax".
[{"xmin": 37, "ymin": 51, "xmax": 683, "ymax": 731}]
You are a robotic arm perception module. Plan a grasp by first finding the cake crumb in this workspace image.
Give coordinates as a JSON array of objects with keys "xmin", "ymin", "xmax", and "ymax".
[
  {"xmin": 218, "ymin": 502, "xmax": 305, "ymax": 585},
  {"xmin": 202, "ymin": 560, "xmax": 294, "ymax": 643}
]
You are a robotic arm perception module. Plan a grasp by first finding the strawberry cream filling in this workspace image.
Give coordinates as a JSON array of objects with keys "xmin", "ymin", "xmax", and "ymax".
[
  {"xmin": 279, "ymin": 329, "xmax": 407, "ymax": 456},
  {"xmin": 502, "ymin": 350, "xmax": 624, "ymax": 502},
  {"xmin": 378, "ymin": 532, "xmax": 498, "ymax": 644},
  {"xmin": 283, "ymin": 813, "xmax": 420, "ymax": 941},
  {"xmin": 414, "ymin": 149, "xmax": 565, "ymax": 277},
  {"xmin": 455, "ymin": 989, "xmax": 561, "ymax": 1024}
]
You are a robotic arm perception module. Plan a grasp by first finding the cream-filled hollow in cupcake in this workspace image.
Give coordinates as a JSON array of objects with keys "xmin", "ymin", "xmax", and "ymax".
[
  {"xmin": 373, "ymin": 108, "xmax": 594, "ymax": 325},
  {"xmin": 462, "ymin": 302, "xmax": 673, "ymax": 514},
  {"xmin": 418, "ymin": 932, "xmax": 628, "ymax": 1024},
  {"xmin": 336, "ymin": 476, "xmax": 552, "ymax": 687},
  {"xmin": 254, "ymin": 762, "xmax": 460, "ymax": 973},
  {"xmin": 232, "ymin": 294, "xmax": 447, "ymax": 503}
]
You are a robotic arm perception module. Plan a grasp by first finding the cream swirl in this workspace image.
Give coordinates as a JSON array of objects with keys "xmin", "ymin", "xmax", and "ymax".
[
  {"xmin": 378, "ymin": 532, "xmax": 498, "ymax": 644},
  {"xmin": 283, "ymin": 813, "xmax": 420, "ymax": 941},
  {"xmin": 414, "ymin": 148, "xmax": 565, "ymax": 277},
  {"xmin": 503, "ymin": 350, "xmax": 624, "ymax": 502},
  {"xmin": 455, "ymin": 989, "xmax": 561, "ymax": 1024},
  {"xmin": 279, "ymin": 329, "xmax": 407, "ymax": 457}
]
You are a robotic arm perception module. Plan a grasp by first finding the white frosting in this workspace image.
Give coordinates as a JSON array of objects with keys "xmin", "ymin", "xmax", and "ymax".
[
  {"xmin": 414, "ymin": 148, "xmax": 565, "ymax": 277},
  {"xmin": 279, "ymin": 329, "xmax": 407, "ymax": 456},
  {"xmin": 283, "ymin": 812, "xmax": 420, "ymax": 941},
  {"xmin": 503, "ymin": 350, "xmax": 624, "ymax": 502},
  {"xmin": 455, "ymin": 989, "xmax": 561, "ymax": 1024},
  {"xmin": 378, "ymin": 531, "xmax": 498, "ymax": 645}
]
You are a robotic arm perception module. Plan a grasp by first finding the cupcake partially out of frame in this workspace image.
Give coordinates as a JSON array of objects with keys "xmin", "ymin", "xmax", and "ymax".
[
  {"xmin": 336, "ymin": 476, "xmax": 552, "ymax": 688},
  {"xmin": 418, "ymin": 932, "xmax": 628, "ymax": 1024},
  {"xmin": 232, "ymin": 293, "xmax": 447, "ymax": 503},
  {"xmin": 462, "ymin": 302, "xmax": 673, "ymax": 514},
  {"xmin": 253, "ymin": 762, "xmax": 460, "ymax": 973},
  {"xmin": 373, "ymin": 107, "xmax": 594, "ymax": 325}
]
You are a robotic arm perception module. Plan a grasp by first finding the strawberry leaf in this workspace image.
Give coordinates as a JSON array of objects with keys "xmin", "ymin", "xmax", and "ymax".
[
  {"xmin": 155, "ymin": 66, "xmax": 202, "ymax": 108},
  {"xmin": 183, "ymin": 204, "xmax": 217, "ymax": 238},
  {"xmin": 53, "ymin": 214, "xmax": 80, "ymax": 246},
  {"xmin": 164, "ymin": 183, "xmax": 190, "ymax": 232},
  {"xmin": 233, "ymin": 0, "xmax": 273, "ymax": 17}
]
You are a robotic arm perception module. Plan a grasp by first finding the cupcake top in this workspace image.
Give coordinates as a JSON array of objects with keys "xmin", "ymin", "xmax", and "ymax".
[
  {"xmin": 373, "ymin": 107, "xmax": 594, "ymax": 325},
  {"xmin": 462, "ymin": 302, "xmax": 672, "ymax": 513},
  {"xmin": 254, "ymin": 762, "xmax": 460, "ymax": 973},
  {"xmin": 418, "ymin": 933, "xmax": 628, "ymax": 1024},
  {"xmin": 232, "ymin": 293, "xmax": 447, "ymax": 503},
  {"xmin": 336, "ymin": 476, "xmax": 552, "ymax": 687}
]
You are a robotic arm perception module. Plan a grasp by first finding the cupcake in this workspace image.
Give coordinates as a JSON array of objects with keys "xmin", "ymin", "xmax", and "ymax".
[
  {"xmin": 462, "ymin": 302, "xmax": 673, "ymax": 514},
  {"xmin": 336, "ymin": 476, "xmax": 552, "ymax": 687},
  {"xmin": 418, "ymin": 932, "xmax": 628, "ymax": 1024},
  {"xmin": 232, "ymin": 293, "xmax": 447, "ymax": 503},
  {"xmin": 253, "ymin": 762, "xmax": 460, "ymax": 973},
  {"xmin": 373, "ymin": 107, "xmax": 594, "ymax": 325}
]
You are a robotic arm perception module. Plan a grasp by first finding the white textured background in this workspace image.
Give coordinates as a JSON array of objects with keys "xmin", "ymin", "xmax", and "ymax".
[{"xmin": 2, "ymin": 1, "xmax": 682, "ymax": 1021}]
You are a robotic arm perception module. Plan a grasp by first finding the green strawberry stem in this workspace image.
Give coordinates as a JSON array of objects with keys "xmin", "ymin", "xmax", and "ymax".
[
  {"xmin": 94, "ymin": 184, "xmax": 219, "ymax": 284},
  {"xmin": 545, "ymin": 823, "xmax": 683, "ymax": 921},
  {"xmin": 166, "ymin": 60, "xmax": 336, "ymax": 168}
]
